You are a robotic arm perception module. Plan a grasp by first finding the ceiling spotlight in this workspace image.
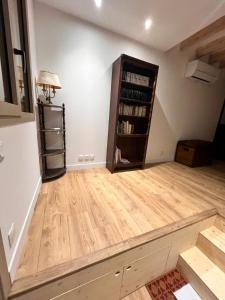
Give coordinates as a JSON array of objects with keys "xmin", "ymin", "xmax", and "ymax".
[
  {"xmin": 95, "ymin": 0, "xmax": 102, "ymax": 8},
  {"xmin": 145, "ymin": 18, "xmax": 152, "ymax": 30}
]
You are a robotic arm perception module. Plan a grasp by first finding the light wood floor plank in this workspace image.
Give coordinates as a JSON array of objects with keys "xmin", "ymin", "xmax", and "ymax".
[{"xmin": 15, "ymin": 162, "xmax": 225, "ymax": 280}]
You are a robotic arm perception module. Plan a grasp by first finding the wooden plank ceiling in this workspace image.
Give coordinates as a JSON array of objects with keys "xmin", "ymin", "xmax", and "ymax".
[{"xmin": 180, "ymin": 16, "xmax": 225, "ymax": 68}]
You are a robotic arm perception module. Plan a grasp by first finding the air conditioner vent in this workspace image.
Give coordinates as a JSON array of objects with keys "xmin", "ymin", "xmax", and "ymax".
[{"xmin": 185, "ymin": 60, "xmax": 220, "ymax": 84}]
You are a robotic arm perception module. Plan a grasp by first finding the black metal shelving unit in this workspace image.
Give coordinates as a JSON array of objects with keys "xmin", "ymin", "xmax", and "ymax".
[{"xmin": 37, "ymin": 100, "xmax": 66, "ymax": 182}]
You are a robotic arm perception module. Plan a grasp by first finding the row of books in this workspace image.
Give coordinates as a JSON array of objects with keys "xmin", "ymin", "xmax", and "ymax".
[
  {"xmin": 121, "ymin": 88, "xmax": 149, "ymax": 102},
  {"xmin": 122, "ymin": 71, "xmax": 150, "ymax": 87},
  {"xmin": 117, "ymin": 121, "xmax": 134, "ymax": 135},
  {"xmin": 119, "ymin": 103, "xmax": 147, "ymax": 117}
]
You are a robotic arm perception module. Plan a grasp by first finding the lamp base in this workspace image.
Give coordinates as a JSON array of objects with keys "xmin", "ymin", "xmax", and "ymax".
[{"xmin": 46, "ymin": 97, "xmax": 53, "ymax": 104}]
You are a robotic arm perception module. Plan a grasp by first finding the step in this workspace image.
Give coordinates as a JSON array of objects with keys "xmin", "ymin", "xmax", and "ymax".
[
  {"xmin": 197, "ymin": 226, "xmax": 225, "ymax": 273},
  {"xmin": 177, "ymin": 246, "xmax": 225, "ymax": 300},
  {"xmin": 215, "ymin": 215, "xmax": 225, "ymax": 233}
]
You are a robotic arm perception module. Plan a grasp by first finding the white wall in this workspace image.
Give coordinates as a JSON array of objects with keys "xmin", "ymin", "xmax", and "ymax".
[
  {"xmin": 34, "ymin": 2, "xmax": 225, "ymax": 167},
  {"xmin": 0, "ymin": 0, "xmax": 41, "ymax": 279}
]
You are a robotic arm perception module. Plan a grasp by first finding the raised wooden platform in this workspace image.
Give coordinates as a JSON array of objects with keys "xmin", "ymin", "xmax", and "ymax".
[{"xmin": 12, "ymin": 162, "xmax": 225, "ymax": 297}]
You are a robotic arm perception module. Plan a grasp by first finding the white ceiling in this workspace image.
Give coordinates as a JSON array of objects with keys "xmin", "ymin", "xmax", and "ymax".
[{"xmin": 37, "ymin": 0, "xmax": 225, "ymax": 51}]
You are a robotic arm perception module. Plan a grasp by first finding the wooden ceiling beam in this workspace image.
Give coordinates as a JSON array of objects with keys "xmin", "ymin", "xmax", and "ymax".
[
  {"xmin": 180, "ymin": 16, "xmax": 225, "ymax": 50},
  {"xmin": 209, "ymin": 52, "xmax": 225, "ymax": 64},
  {"xmin": 196, "ymin": 36, "xmax": 225, "ymax": 58}
]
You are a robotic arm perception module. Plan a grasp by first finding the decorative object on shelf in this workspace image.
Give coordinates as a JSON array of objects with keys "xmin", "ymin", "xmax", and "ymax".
[
  {"xmin": 37, "ymin": 70, "xmax": 62, "ymax": 104},
  {"xmin": 37, "ymin": 100, "xmax": 66, "ymax": 182},
  {"xmin": 106, "ymin": 54, "xmax": 159, "ymax": 173}
]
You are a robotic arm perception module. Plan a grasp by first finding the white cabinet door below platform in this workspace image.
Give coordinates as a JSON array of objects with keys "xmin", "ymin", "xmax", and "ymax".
[
  {"xmin": 50, "ymin": 269, "xmax": 123, "ymax": 300},
  {"xmin": 120, "ymin": 247, "xmax": 170, "ymax": 298}
]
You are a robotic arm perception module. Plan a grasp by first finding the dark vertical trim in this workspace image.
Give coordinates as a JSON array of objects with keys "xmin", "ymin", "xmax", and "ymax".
[
  {"xmin": 213, "ymin": 98, "xmax": 225, "ymax": 143},
  {"xmin": 17, "ymin": 0, "xmax": 34, "ymax": 113},
  {"xmin": 0, "ymin": 0, "xmax": 18, "ymax": 104},
  {"xmin": 62, "ymin": 103, "xmax": 66, "ymax": 170}
]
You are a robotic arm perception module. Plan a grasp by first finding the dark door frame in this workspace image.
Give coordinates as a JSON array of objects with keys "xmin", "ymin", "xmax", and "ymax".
[
  {"xmin": 213, "ymin": 98, "xmax": 225, "ymax": 143},
  {"xmin": 0, "ymin": 230, "xmax": 11, "ymax": 300}
]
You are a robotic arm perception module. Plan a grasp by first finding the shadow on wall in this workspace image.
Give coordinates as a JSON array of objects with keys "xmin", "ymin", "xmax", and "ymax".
[{"xmin": 146, "ymin": 96, "xmax": 177, "ymax": 164}]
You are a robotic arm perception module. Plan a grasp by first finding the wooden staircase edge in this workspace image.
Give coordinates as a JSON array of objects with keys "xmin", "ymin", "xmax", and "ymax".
[{"xmin": 177, "ymin": 255, "xmax": 217, "ymax": 300}]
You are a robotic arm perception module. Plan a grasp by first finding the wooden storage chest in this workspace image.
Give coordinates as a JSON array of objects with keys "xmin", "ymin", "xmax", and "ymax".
[{"xmin": 175, "ymin": 140, "xmax": 212, "ymax": 167}]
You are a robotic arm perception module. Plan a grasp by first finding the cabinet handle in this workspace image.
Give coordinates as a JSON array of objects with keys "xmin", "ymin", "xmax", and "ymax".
[
  {"xmin": 115, "ymin": 271, "xmax": 120, "ymax": 277},
  {"xmin": 126, "ymin": 266, "xmax": 132, "ymax": 271}
]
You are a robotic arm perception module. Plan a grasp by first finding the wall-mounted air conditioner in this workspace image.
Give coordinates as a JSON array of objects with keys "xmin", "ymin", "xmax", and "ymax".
[{"xmin": 185, "ymin": 59, "xmax": 220, "ymax": 84}]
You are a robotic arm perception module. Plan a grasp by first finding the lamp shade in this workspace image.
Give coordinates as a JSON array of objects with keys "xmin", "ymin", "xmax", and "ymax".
[{"xmin": 37, "ymin": 70, "xmax": 62, "ymax": 89}]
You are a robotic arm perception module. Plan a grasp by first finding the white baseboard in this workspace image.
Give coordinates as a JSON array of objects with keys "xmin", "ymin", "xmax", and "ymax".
[
  {"xmin": 67, "ymin": 161, "xmax": 106, "ymax": 171},
  {"xmin": 8, "ymin": 176, "xmax": 42, "ymax": 280},
  {"xmin": 145, "ymin": 158, "xmax": 172, "ymax": 164}
]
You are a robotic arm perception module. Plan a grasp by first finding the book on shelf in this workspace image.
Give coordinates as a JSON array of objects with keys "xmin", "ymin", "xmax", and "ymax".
[
  {"xmin": 117, "ymin": 120, "xmax": 134, "ymax": 135},
  {"xmin": 121, "ymin": 87, "xmax": 149, "ymax": 102},
  {"xmin": 115, "ymin": 147, "xmax": 130, "ymax": 165},
  {"xmin": 122, "ymin": 71, "xmax": 150, "ymax": 87},
  {"xmin": 119, "ymin": 103, "xmax": 147, "ymax": 117}
]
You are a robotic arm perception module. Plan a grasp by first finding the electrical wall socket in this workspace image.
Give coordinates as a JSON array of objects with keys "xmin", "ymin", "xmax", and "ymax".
[
  {"xmin": 90, "ymin": 154, "xmax": 95, "ymax": 161},
  {"xmin": 84, "ymin": 155, "xmax": 89, "ymax": 161},
  {"xmin": 78, "ymin": 154, "xmax": 95, "ymax": 162},
  {"xmin": 8, "ymin": 223, "xmax": 16, "ymax": 248},
  {"xmin": 78, "ymin": 155, "xmax": 84, "ymax": 162}
]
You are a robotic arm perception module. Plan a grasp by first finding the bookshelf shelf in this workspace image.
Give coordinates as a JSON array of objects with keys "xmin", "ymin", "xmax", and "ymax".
[
  {"xmin": 40, "ymin": 103, "xmax": 63, "ymax": 109},
  {"xmin": 38, "ymin": 100, "xmax": 66, "ymax": 182},
  {"xmin": 118, "ymin": 114, "xmax": 149, "ymax": 119},
  {"xmin": 115, "ymin": 161, "xmax": 143, "ymax": 170},
  {"xmin": 40, "ymin": 128, "xmax": 65, "ymax": 133},
  {"xmin": 117, "ymin": 134, "xmax": 147, "ymax": 138},
  {"xmin": 106, "ymin": 54, "xmax": 159, "ymax": 173},
  {"xmin": 41, "ymin": 149, "xmax": 65, "ymax": 157},
  {"xmin": 121, "ymin": 80, "xmax": 153, "ymax": 91},
  {"xmin": 44, "ymin": 167, "xmax": 66, "ymax": 181},
  {"xmin": 120, "ymin": 97, "xmax": 151, "ymax": 106}
]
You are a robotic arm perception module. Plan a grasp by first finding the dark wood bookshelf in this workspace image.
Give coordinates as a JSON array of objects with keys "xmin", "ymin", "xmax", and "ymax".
[
  {"xmin": 38, "ymin": 100, "xmax": 66, "ymax": 182},
  {"xmin": 40, "ymin": 128, "xmax": 65, "ymax": 132},
  {"xmin": 115, "ymin": 161, "xmax": 143, "ymax": 170},
  {"xmin": 121, "ymin": 80, "xmax": 153, "ymax": 91},
  {"xmin": 40, "ymin": 103, "xmax": 64, "ymax": 109},
  {"xmin": 45, "ymin": 167, "xmax": 66, "ymax": 180},
  {"xmin": 118, "ymin": 114, "xmax": 149, "ymax": 119},
  {"xmin": 106, "ymin": 54, "xmax": 159, "ymax": 173},
  {"xmin": 41, "ymin": 149, "xmax": 66, "ymax": 157},
  {"xmin": 120, "ymin": 97, "xmax": 151, "ymax": 106},
  {"xmin": 117, "ymin": 133, "xmax": 148, "ymax": 138}
]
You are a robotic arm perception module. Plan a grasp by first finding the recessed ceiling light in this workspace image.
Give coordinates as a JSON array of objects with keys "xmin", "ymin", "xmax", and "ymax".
[
  {"xmin": 145, "ymin": 18, "xmax": 152, "ymax": 30},
  {"xmin": 95, "ymin": 0, "xmax": 102, "ymax": 8}
]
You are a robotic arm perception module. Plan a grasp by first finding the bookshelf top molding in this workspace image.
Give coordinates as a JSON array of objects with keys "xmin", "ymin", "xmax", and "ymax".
[{"xmin": 120, "ymin": 54, "xmax": 159, "ymax": 73}]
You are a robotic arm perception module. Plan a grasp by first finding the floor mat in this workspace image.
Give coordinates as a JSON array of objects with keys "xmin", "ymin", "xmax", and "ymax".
[{"xmin": 146, "ymin": 269, "xmax": 187, "ymax": 300}]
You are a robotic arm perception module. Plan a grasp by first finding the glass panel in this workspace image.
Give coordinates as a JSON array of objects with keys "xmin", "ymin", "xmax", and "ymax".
[
  {"xmin": 8, "ymin": 0, "xmax": 30, "ymax": 112},
  {"xmin": 0, "ymin": 59, "xmax": 5, "ymax": 101}
]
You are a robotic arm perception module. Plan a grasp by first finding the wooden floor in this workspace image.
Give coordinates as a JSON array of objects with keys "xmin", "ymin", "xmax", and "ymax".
[{"xmin": 15, "ymin": 162, "xmax": 225, "ymax": 281}]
